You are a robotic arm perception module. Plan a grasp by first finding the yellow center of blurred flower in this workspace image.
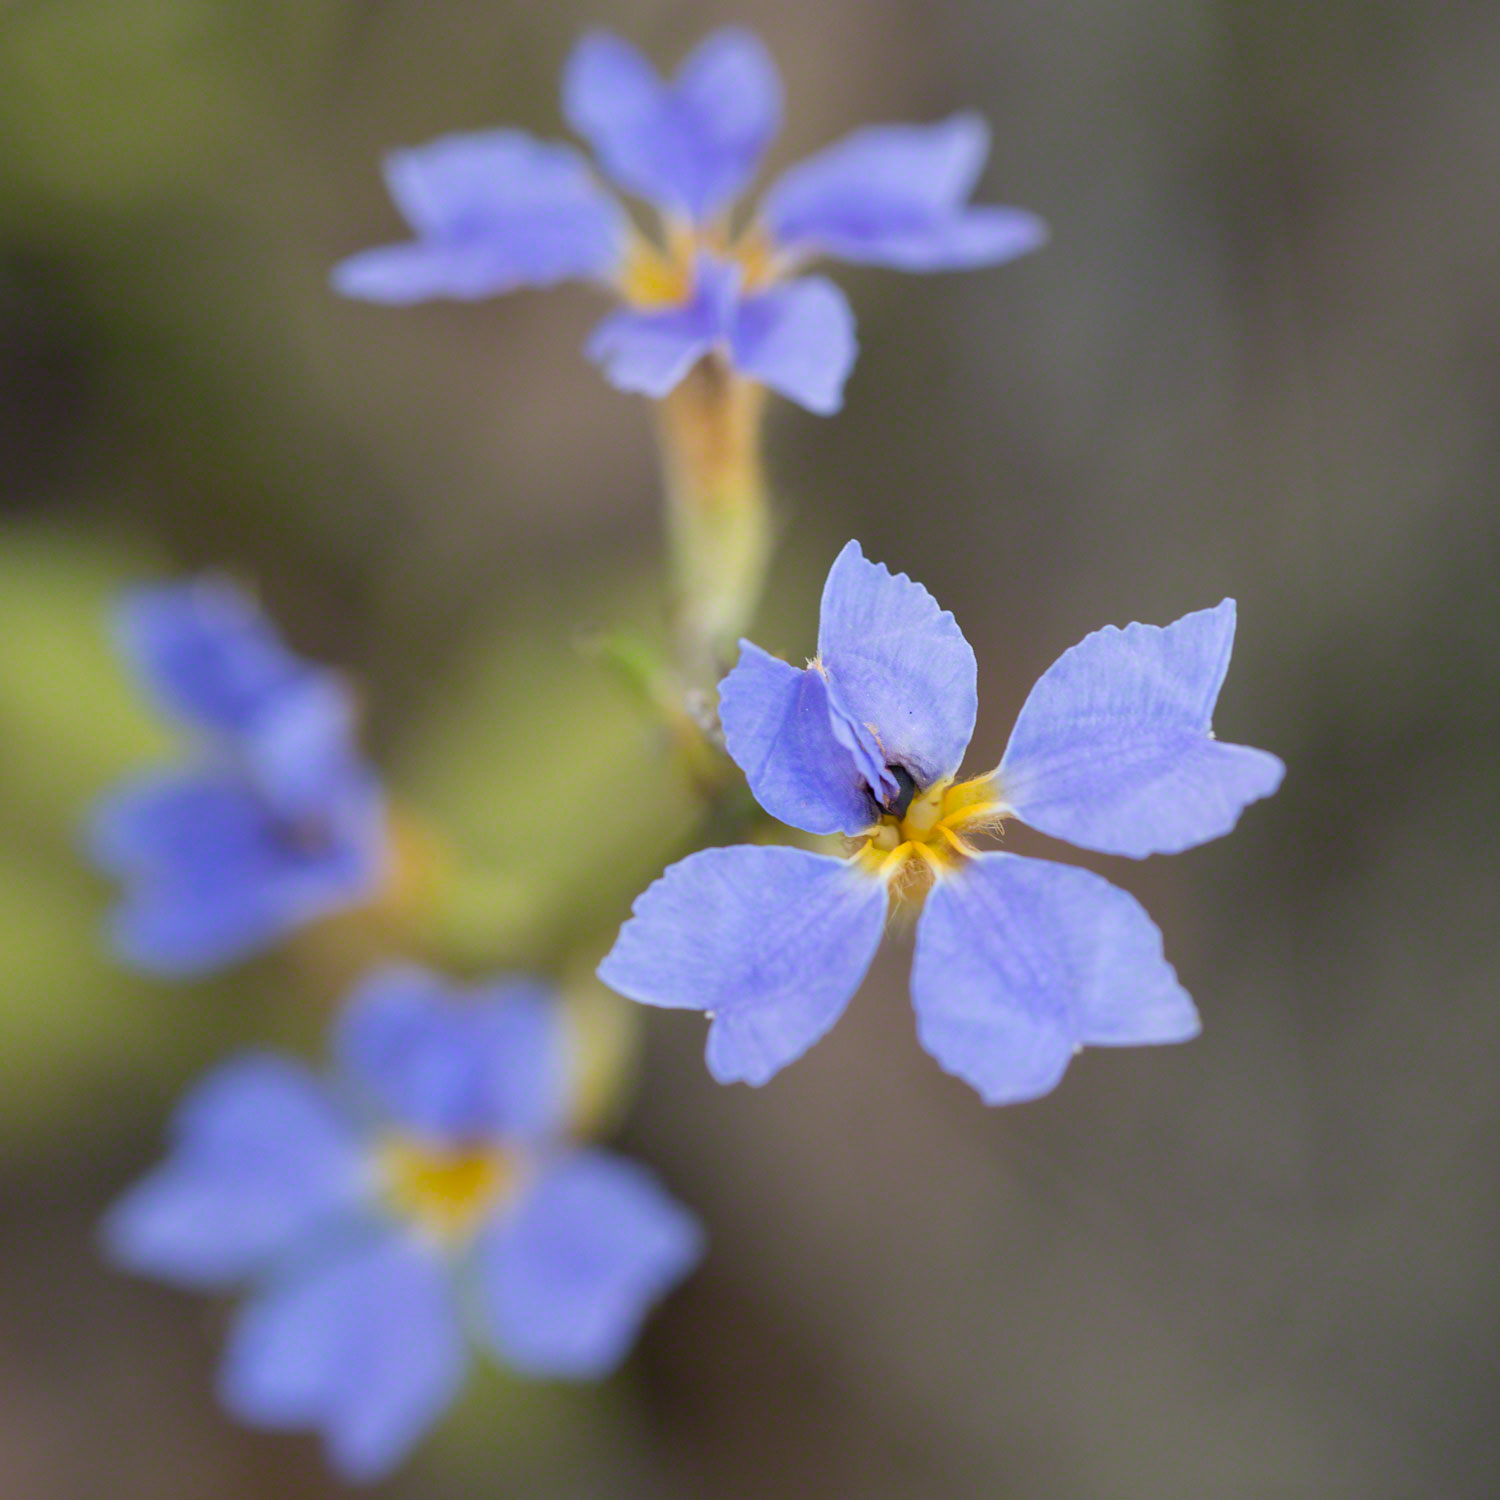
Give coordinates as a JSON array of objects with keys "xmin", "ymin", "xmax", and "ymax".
[
  {"xmin": 375, "ymin": 1136, "xmax": 516, "ymax": 1244},
  {"xmin": 617, "ymin": 221, "xmax": 784, "ymax": 310},
  {"xmin": 854, "ymin": 774, "xmax": 1006, "ymax": 897}
]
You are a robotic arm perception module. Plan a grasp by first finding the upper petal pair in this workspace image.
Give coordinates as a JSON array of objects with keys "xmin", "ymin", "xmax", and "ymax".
[
  {"xmin": 331, "ymin": 965, "xmax": 568, "ymax": 1142},
  {"xmin": 719, "ymin": 540, "xmax": 977, "ymax": 833},
  {"xmin": 564, "ymin": 28, "xmax": 782, "ymax": 223}
]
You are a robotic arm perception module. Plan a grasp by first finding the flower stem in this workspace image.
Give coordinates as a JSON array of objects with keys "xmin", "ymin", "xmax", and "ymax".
[{"xmin": 654, "ymin": 358, "xmax": 772, "ymax": 695}]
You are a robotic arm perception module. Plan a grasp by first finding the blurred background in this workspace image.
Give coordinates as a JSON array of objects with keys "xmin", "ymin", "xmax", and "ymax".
[{"xmin": 2, "ymin": 1, "xmax": 1497, "ymax": 1496}]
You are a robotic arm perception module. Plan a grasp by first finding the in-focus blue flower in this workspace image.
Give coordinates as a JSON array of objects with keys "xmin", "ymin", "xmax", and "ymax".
[
  {"xmin": 102, "ymin": 966, "xmax": 703, "ymax": 1481},
  {"xmin": 88, "ymin": 578, "xmax": 387, "ymax": 976},
  {"xmin": 599, "ymin": 542, "xmax": 1285, "ymax": 1104},
  {"xmin": 332, "ymin": 28, "xmax": 1045, "ymax": 414}
]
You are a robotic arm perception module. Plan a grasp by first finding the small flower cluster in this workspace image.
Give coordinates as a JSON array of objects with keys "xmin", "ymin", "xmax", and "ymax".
[
  {"xmin": 93, "ymin": 24, "xmax": 1282, "ymax": 1486},
  {"xmin": 94, "ymin": 591, "xmax": 701, "ymax": 1480}
]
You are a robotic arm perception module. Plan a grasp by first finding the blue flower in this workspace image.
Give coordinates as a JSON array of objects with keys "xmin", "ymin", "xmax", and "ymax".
[
  {"xmin": 332, "ymin": 28, "xmax": 1045, "ymax": 414},
  {"xmin": 88, "ymin": 578, "xmax": 387, "ymax": 976},
  {"xmin": 102, "ymin": 966, "xmax": 704, "ymax": 1481},
  {"xmin": 598, "ymin": 542, "xmax": 1285, "ymax": 1104}
]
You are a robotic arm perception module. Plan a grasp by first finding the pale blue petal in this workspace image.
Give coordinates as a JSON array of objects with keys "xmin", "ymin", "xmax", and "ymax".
[
  {"xmin": 598, "ymin": 845, "xmax": 887, "ymax": 1086},
  {"xmin": 911, "ymin": 853, "xmax": 1199, "ymax": 1105},
  {"xmin": 718, "ymin": 641, "xmax": 878, "ymax": 836},
  {"xmin": 101, "ymin": 1055, "xmax": 363, "ymax": 1289},
  {"xmin": 88, "ymin": 769, "xmax": 270, "ymax": 877},
  {"xmin": 762, "ymin": 114, "xmax": 1046, "ymax": 270},
  {"xmin": 475, "ymin": 1150, "xmax": 702, "ymax": 1378},
  {"xmin": 816, "ymin": 540, "xmax": 978, "ymax": 788},
  {"xmin": 332, "ymin": 130, "xmax": 626, "ymax": 303},
  {"xmin": 728, "ymin": 275, "xmax": 857, "ymax": 415},
  {"xmin": 563, "ymin": 29, "xmax": 781, "ymax": 221},
  {"xmin": 90, "ymin": 769, "xmax": 383, "ymax": 977},
  {"xmin": 584, "ymin": 255, "xmax": 736, "ymax": 397},
  {"xmin": 242, "ymin": 674, "xmax": 366, "ymax": 825},
  {"xmin": 998, "ymin": 600, "xmax": 1286, "ymax": 858},
  {"xmin": 219, "ymin": 1231, "xmax": 466, "ymax": 1482},
  {"xmin": 333, "ymin": 966, "xmax": 568, "ymax": 1142},
  {"xmin": 117, "ymin": 579, "xmax": 305, "ymax": 736}
]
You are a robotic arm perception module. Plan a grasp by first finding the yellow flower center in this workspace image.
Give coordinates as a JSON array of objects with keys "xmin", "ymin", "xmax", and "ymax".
[
  {"xmin": 375, "ymin": 1135, "xmax": 517, "ymax": 1244},
  {"xmin": 853, "ymin": 774, "xmax": 1006, "ymax": 897},
  {"xmin": 616, "ymin": 220, "xmax": 784, "ymax": 310}
]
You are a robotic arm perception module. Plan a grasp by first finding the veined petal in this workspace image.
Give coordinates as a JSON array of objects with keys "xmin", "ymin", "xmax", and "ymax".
[
  {"xmin": 219, "ymin": 1231, "xmax": 466, "ymax": 1483},
  {"xmin": 719, "ymin": 641, "xmax": 877, "ymax": 836},
  {"xmin": 597, "ymin": 845, "xmax": 888, "ymax": 1086},
  {"xmin": 761, "ymin": 114, "xmax": 1047, "ymax": 270},
  {"xmin": 563, "ymin": 28, "xmax": 781, "ymax": 221},
  {"xmin": 816, "ymin": 541, "xmax": 978, "ymax": 788},
  {"xmin": 728, "ymin": 275, "xmax": 857, "ymax": 415},
  {"xmin": 332, "ymin": 130, "xmax": 627, "ymax": 303},
  {"xmin": 101, "ymin": 1055, "xmax": 363, "ymax": 1289},
  {"xmin": 333, "ymin": 966, "xmax": 568, "ymax": 1142},
  {"xmin": 475, "ymin": 1149, "xmax": 702, "ymax": 1379},
  {"xmin": 117, "ymin": 579, "xmax": 306, "ymax": 737},
  {"xmin": 998, "ymin": 600, "xmax": 1285, "ymax": 858},
  {"xmin": 912, "ymin": 853, "xmax": 1199, "ymax": 1105}
]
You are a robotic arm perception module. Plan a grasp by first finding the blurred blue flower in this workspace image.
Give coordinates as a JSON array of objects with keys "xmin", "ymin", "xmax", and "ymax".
[
  {"xmin": 599, "ymin": 542, "xmax": 1285, "ymax": 1104},
  {"xmin": 103, "ymin": 966, "xmax": 704, "ymax": 1482},
  {"xmin": 88, "ymin": 578, "xmax": 386, "ymax": 975},
  {"xmin": 332, "ymin": 28, "xmax": 1046, "ymax": 413}
]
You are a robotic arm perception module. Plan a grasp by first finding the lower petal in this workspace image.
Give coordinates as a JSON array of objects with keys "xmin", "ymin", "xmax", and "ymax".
[
  {"xmin": 728, "ymin": 276, "xmax": 857, "ymax": 414},
  {"xmin": 597, "ymin": 845, "xmax": 888, "ymax": 1086},
  {"xmin": 475, "ymin": 1149, "xmax": 702, "ymax": 1379},
  {"xmin": 219, "ymin": 1232, "xmax": 466, "ymax": 1483},
  {"xmin": 911, "ymin": 853, "xmax": 1198, "ymax": 1105},
  {"xmin": 101, "ymin": 1054, "xmax": 363, "ymax": 1290}
]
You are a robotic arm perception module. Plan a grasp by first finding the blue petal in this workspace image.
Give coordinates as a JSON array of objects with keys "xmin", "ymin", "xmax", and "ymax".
[
  {"xmin": 331, "ymin": 130, "xmax": 627, "ymax": 304},
  {"xmin": 333, "ymin": 965, "xmax": 568, "ymax": 1142},
  {"xmin": 584, "ymin": 301, "xmax": 715, "ymax": 397},
  {"xmin": 563, "ymin": 28, "xmax": 781, "ymax": 221},
  {"xmin": 90, "ymin": 769, "xmax": 384, "ymax": 977},
  {"xmin": 101, "ymin": 1054, "xmax": 363, "ymax": 1289},
  {"xmin": 762, "ymin": 114, "xmax": 1047, "ymax": 270},
  {"xmin": 728, "ymin": 275, "xmax": 857, "ymax": 415},
  {"xmin": 998, "ymin": 600, "xmax": 1286, "ymax": 858},
  {"xmin": 88, "ymin": 768, "xmax": 272, "ymax": 877},
  {"xmin": 475, "ymin": 1149, "xmax": 702, "ymax": 1378},
  {"xmin": 117, "ymin": 579, "xmax": 306, "ymax": 737},
  {"xmin": 816, "ymin": 541, "xmax": 978, "ymax": 789},
  {"xmin": 719, "ymin": 641, "xmax": 878, "ymax": 836},
  {"xmin": 241, "ymin": 674, "xmax": 368, "ymax": 825},
  {"xmin": 598, "ymin": 845, "xmax": 887, "ymax": 1086},
  {"xmin": 911, "ymin": 853, "xmax": 1199, "ymax": 1104},
  {"xmin": 584, "ymin": 254, "xmax": 738, "ymax": 397},
  {"xmin": 219, "ymin": 1231, "xmax": 466, "ymax": 1482}
]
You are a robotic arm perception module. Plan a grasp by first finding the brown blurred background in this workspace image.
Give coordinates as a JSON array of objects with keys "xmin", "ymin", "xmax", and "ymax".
[{"xmin": 2, "ymin": 1, "xmax": 1497, "ymax": 1497}]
